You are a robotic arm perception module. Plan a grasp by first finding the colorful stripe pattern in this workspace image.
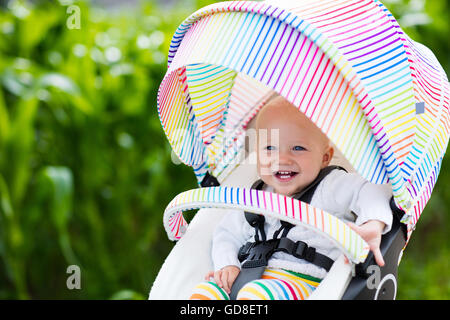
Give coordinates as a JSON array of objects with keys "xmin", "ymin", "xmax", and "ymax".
[
  {"xmin": 237, "ymin": 268, "xmax": 321, "ymax": 300},
  {"xmin": 190, "ymin": 281, "xmax": 230, "ymax": 300},
  {"xmin": 164, "ymin": 186, "xmax": 370, "ymax": 264},
  {"xmin": 190, "ymin": 268, "xmax": 320, "ymax": 300},
  {"xmin": 157, "ymin": 0, "xmax": 450, "ymax": 237}
]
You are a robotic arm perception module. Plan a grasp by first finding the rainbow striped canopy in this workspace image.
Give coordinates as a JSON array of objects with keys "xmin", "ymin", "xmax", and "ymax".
[{"xmin": 157, "ymin": 0, "xmax": 450, "ymax": 237}]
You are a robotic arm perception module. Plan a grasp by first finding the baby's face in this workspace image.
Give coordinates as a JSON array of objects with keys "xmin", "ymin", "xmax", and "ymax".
[{"xmin": 256, "ymin": 97, "xmax": 333, "ymax": 197}]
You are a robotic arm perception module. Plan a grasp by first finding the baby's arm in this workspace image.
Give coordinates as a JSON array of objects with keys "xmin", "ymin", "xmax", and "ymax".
[
  {"xmin": 347, "ymin": 220, "xmax": 385, "ymax": 266},
  {"xmin": 318, "ymin": 170, "xmax": 393, "ymax": 266},
  {"xmin": 206, "ymin": 210, "xmax": 250, "ymax": 292},
  {"xmin": 347, "ymin": 177, "xmax": 392, "ymax": 266}
]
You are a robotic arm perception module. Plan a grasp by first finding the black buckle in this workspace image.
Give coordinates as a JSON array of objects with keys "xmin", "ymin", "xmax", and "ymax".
[
  {"xmin": 241, "ymin": 239, "xmax": 279, "ymax": 268},
  {"xmin": 293, "ymin": 241, "xmax": 307, "ymax": 258},
  {"xmin": 293, "ymin": 241, "xmax": 316, "ymax": 262},
  {"xmin": 238, "ymin": 242, "xmax": 255, "ymax": 262}
]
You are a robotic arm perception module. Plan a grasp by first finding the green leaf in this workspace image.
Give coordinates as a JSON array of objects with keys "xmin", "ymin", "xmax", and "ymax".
[
  {"xmin": 0, "ymin": 88, "xmax": 10, "ymax": 146},
  {"xmin": 7, "ymin": 97, "xmax": 38, "ymax": 206},
  {"xmin": 16, "ymin": 1, "xmax": 62, "ymax": 55},
  {"xmin": 42, "ymin": 166, "xmax": 73, "ymax": 231},
  {"xmin": 41, "ymin": 166, "xmax": 79, "ymax": 265},
  {"xmin": 36, "ymin": 73, "xmax": 80, "ymax": 96},
  {"xmin": 0, "ymin": 174, "xmax": 13, "ymax": 219},
  {"xmin": 36, "ymin": 73, "xmax": 94, "ymax": 114}
]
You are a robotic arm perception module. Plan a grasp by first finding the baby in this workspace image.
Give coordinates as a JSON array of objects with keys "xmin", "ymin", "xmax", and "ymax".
[{"xmin": 190, "ymin": 96, "xmax": 393, "ymax": 300}]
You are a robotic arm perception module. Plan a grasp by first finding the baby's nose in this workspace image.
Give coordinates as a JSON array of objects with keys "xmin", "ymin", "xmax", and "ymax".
[{"xmin": 277, "ymin": 151, "xmax": 294, "ymax": 165}]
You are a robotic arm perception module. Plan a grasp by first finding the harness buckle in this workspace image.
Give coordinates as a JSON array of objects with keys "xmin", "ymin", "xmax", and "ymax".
[
  {"xmin": 241, "ymin": 239, "xmax": 280, "ymax": 268},
  {"xmin": 238, "ymin": 242, "xmax": 255, "ymax": 262},
  {"xmin": 293, "ymin": 241, "xmax": 306, "ymax": 258}
]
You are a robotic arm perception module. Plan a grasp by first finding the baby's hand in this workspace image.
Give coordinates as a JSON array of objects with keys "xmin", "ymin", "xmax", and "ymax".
[
  {"xmin": 205, "ymin": 265, "xmax": 240, "ymax": 294},
  {"xmin": 347, "ymin": 220, "xmax": 385, "ymax": 267}
]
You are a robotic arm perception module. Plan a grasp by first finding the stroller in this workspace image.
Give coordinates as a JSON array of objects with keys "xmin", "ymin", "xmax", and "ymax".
[{"xmin": 149, "ymin": 0, "xmax": 450, "ymax": 300}]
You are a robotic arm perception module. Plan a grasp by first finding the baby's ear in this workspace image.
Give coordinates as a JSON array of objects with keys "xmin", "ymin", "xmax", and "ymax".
[{"xmin": 322, "ymin": 145, "xmax": 334, "ymax": 167}]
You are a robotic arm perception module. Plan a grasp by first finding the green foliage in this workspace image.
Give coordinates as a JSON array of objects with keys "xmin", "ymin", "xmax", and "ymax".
[
  {"xmin": 0, "ymin": 0, "xmax": 197, "ymax": 299},
  {"xmin": 0, "ymin": 0, "xmax": 448, "ymax": 300}
]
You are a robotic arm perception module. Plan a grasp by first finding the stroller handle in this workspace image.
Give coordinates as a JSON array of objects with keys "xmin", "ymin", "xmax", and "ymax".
[{"xmin": 163, "ymin": 186, "xmax": 370, "ymax": 264}]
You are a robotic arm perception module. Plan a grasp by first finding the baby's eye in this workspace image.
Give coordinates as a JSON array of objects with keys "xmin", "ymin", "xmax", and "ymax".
[
  {"xmin": 293, "ymin": 146, "xmax": 305, "ymax": 151},
  {"xmin": 265, "ymin": 145, "xmax": 276, "ymax": 151}
]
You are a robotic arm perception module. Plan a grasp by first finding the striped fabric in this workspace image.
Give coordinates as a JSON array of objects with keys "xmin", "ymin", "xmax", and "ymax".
[
  {"xmin": 190, "ymin": 281, "xmax": 230, "ymax": 300},
  {"xmin": 164, "ymin": 186, "xmax": 370, "ymax": 264},
  {"xmin": 189, "ymin": 268, "xmax": 320, "ymax": 300},
  {"xmin": 157, "ymin": 0, "xmax": 450, "ymax": 240}
]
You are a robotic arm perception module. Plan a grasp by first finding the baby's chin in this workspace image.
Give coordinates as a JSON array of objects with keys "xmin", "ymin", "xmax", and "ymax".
[
  {"xmin": 273, "ymin": 185, "xmax": 301, "ymax": 197},
  {"xmin": 260, "ymin": 176, "xmax": 303, "ymax": 197},
  {"xmin": 260, "ymin": 172, "xmax": 320, "ymax": 197}
]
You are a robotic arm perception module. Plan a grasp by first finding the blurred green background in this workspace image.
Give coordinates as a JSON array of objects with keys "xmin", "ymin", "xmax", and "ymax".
[{"xmin": 0, "ymin": 0, "xmax": 448, "ymax": 300}]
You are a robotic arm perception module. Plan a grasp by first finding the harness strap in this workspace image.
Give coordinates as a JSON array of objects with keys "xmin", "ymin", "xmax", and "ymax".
[
  {"xmin": 238, "ymin": 238, "xmax": 334, "ymax": 271},
  {"xmin": 272, "ymin": 221, "xmax": 293, "ymax": 239}
]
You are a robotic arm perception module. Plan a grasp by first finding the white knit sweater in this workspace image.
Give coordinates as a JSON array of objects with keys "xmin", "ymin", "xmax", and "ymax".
[{"xmin": 211, "ymin": 169, "xmax": 393, "ymax": 280}]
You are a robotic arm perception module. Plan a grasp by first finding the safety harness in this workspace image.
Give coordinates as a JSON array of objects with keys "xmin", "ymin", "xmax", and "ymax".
[{"xmin": 228, "ymin": 165, "xmax": 346, "ymax": 299}]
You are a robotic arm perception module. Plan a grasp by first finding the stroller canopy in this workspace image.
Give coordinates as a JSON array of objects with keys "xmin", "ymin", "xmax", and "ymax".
[{"xmin": 157, "ymin": 0, "xmax": 450, "ymax": 238}]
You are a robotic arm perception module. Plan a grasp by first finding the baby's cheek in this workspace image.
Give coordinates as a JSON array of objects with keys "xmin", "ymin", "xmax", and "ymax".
[
  {"xmin": 258, "ymin": 163, "xmax": 272, "ymax": 177},
  {"xmin": 257, "ymin": 154, "xmax": 272, "ymax": 176}
]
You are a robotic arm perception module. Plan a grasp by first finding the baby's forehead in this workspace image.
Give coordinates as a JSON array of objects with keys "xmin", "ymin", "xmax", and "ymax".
[
  {"xmin": 256, "ymin": 98, "xmax": 311, "ymax": 128},
  {"xmin": 255, "ymin": 97, "xmax": 330, "ymax": 145}
]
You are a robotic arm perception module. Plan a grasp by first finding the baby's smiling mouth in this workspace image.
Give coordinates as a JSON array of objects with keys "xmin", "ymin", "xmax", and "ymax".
[{"xmin": 273, "ymin": 170, "xmax": 298, "ymax": 181}]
